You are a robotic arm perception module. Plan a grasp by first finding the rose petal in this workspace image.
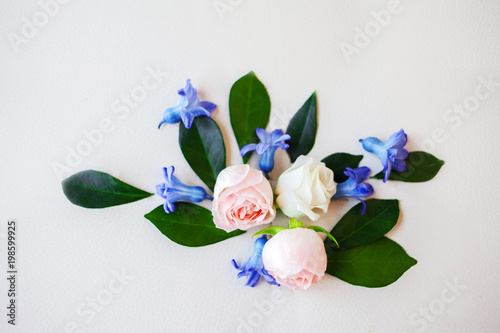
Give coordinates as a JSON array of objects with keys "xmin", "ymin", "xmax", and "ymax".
[{"xmin": 262, "ymin": 228, "xmax": 327, "ymax": 290}]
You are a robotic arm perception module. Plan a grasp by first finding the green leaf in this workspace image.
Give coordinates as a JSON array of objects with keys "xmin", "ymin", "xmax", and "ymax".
[
  {"xmin": 286, "ymin": 92, "xmax": 317, "ymax": 162},
  {"xmin": 144, "ymin": 202, "xmax": 244, "ymax": 247},
  {"xmin": 326, "ymin": 237, "xmax": 417, "ymax": 288},
  {"xmin": 179, "ymin": 116, "xmax": 226, "ymax": 191},
  {"xmin": 62, "ymin": 170, "xmax": 153, "ymax": 208},
  {"xmin": 229, "ymin": 71, "xmax": 271, "ymax": 163},
  {"xmin": 372, "ymin": 151, "xmax": 445, "ymax": 182},
  {"xmin": 253, "ymin": 226, "xmax": 287, "ymax": 237},
  {"xmin": 306, "ymin": 226, "xmax": 339, "ymax": 248},
  {"xmin": 325, "ymin": 199, "xmax": 399, "ymax": 251},
  {"xmin": 322, "ymin": 153, "xmax": 364, "ymax": 183}
]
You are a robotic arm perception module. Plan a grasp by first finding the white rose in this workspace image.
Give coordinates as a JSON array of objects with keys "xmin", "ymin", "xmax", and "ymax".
[
  {"xmin": 275, "ymin": 156, "xmax": 336, "ymax": 221},
  {"xmin": 262, "ymin": 227, "xmax": 328, "ymax": 290}
]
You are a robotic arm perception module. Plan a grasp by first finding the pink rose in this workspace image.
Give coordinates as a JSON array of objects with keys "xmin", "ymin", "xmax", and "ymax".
[
  {"xmin": 212, "ymin": 165, "xmax": 276, "ymax": 232},
  {"xmin": 262, "ymin": 228, "xmax": 327, "ymax": 290}
]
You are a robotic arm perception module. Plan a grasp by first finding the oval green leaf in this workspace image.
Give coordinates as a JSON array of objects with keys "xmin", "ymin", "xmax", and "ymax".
[
  {"xmin": 144, "ymin": 202, "xmax": 245, "ymax": 247},
  {"xmin": 326, "ymin": 237, "xmax": 417, "ymax": 288},
  {"xmin": 62, "ymin": 170, "xmax": 153, "ymax": 208},
  {"xmin": 229, "ymin": 71, "xmax": 271, "ymax": 163},
  {"xmin": 372, "ymin": 151, "xmax": 444, "ymax": 182},
  {"xmin": 322, "ymin": 153, "xmax": 363, "ymax": 183},
  {"xmin": 179, "ymin": 116, "xmax": 226, "ymax": 191},
  {"xmin": 286, "ymin": 92, "xmax": 317, "ymax": 162},
  {"xmin": 325, "ymin": 199, "xmax": 400, "ymax": 251}
]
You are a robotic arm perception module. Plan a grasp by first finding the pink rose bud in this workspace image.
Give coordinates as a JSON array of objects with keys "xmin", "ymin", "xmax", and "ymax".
[
  {"xmin": 262, "ymin": 228, "xmax": 327, "ymax": 290},
  {"xmin": 212, "ymin": 165, "xmax": 276, "ymax": 232}
]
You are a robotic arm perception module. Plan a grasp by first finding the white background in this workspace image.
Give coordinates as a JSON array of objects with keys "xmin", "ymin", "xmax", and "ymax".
[{"xmin": 1, "ymin": 0, "xmax": 500, "ymax": 332}]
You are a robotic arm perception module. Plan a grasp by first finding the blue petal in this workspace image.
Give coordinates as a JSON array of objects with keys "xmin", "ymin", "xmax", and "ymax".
[
  {"xmin": 181, "ymin": 110, "xmax": 195, "ymax": 129},
  {"xmin": 246, "ymin": 271, "xmax": 261, "ymax": 287},
  {"xmin": 343, "ymin": 168, "xmax": 357, "ymax": 180},
  {"xmin": 355, "ymin": 166, "xmax": 371, "ymax": 182},
  {"xmin": 277, "ymin": 142, "xmax": 289, "ymax": 150},
  {"xmin": 354, "ymin": 183, "xmax": 374, "ymax": 197},
  {"xmin": 232, "ymin": 236, "xmax": 276, "ymax": 288},
  {"xmin": 163, "ymin": 166, "xmax": 175, "ymax": 183},
  {"xmin": 259, "ymin": 148, "xmax": 277, "ymax": 174},
  {"xmin": 198, "ymin": 101, "xmax": 217, "ymax": 111},
  {"xmin": 189, "ymin": 106, "xmax": 212, "ymax": 118},
  {"xmin": 183, "ymin": 79, "xmax": 198, "ymax": 104},
  {"xmin": 240, "ymin": 143, "xmax": 257, "ymax": 157},
  {"xmin": 391, "ymin": 159, "xmax": 407, "ymax": 172},
  {"xmin": 398, "ymin": 147, "xmax": 409, "ymax": 159},
  {"xmin": 383, "ymin": 161, "xmax": 392, "ymax": 183},
  {"xmin": 168, "ymin": 174, "xmax": 186, "ymax": 189},
  {"xmin": 237, "ymin": 270, "xmax": 248, "ymax": 279},
  {"xmin": 271, "ymin": 130, "xmax": 290, "ymax": 145},
  {"xmin": 163, "ymin": 200, "xmax": 175, "ymax": 213},
  {"xmin": 384, "ymin": 129, "xmax": 407, "ymax": 149},
  {"xmin": 156, "ymin": 184, "xmax": 167, "ymax": 198},
  {"xmin": 256, "ymin": 128, "xmax": 270, "ymax": 144},
  {"xmin": 270, "ymin": 129, "xmax": 284, "ymax": 141},
  {"xmin": 359, "ymin": 182, "xmax": 374, "ymax": 195},
  {"xmin": 255, "ymin": 143, "xmax": 269, "ymax": 155},
  {"xmin": 388, "ymin": 148, "xmax": 408, "ymax": 163},
  {"xmin": 261, "ymin": 268, "xmax": 279, "ymax": 286},
  {"xmin": 332, "ymin": 182, "xmax": 354, "ymax": 199},
  {"xmin": 380, "ymin": 151, "xmax": 390, "ymax": 173},
  {"xmin": 344, "ymin": 166, "xmax": 371, "ymax": 183}
]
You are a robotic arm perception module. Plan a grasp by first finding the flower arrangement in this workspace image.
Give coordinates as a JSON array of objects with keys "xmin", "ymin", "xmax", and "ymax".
[{"xmin": 62, "ymin": 72, "xmax": 444, "ymax": 290}]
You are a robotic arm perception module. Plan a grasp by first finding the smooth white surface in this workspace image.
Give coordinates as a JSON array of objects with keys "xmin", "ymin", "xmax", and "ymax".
[{"xmin": 1, "ymin": 0, "xmax": 500, "ymax": 332}]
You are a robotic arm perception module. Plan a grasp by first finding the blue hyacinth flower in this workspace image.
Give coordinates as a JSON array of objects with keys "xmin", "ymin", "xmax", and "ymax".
[
  {"xmin": 359, "ymin": 129, "xmax": 409, "ymax": 183},
  {"xmin": 158, "ymin": 79, "xmax": 217, "ymax": 129},
  {"xmin": 240, "ymin": 128, "xmax": 291, "ymax": 178},
  {"xmin": 232, "ymin": 235, "xmax": 279, "ymax": 287},
  {"xmin": 156, "ymin": 166, "xmax": 213, "ymax": 214},
  {"xmin": 332, "ymin": 167, "xmax": 374, "ymax": 214}
]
